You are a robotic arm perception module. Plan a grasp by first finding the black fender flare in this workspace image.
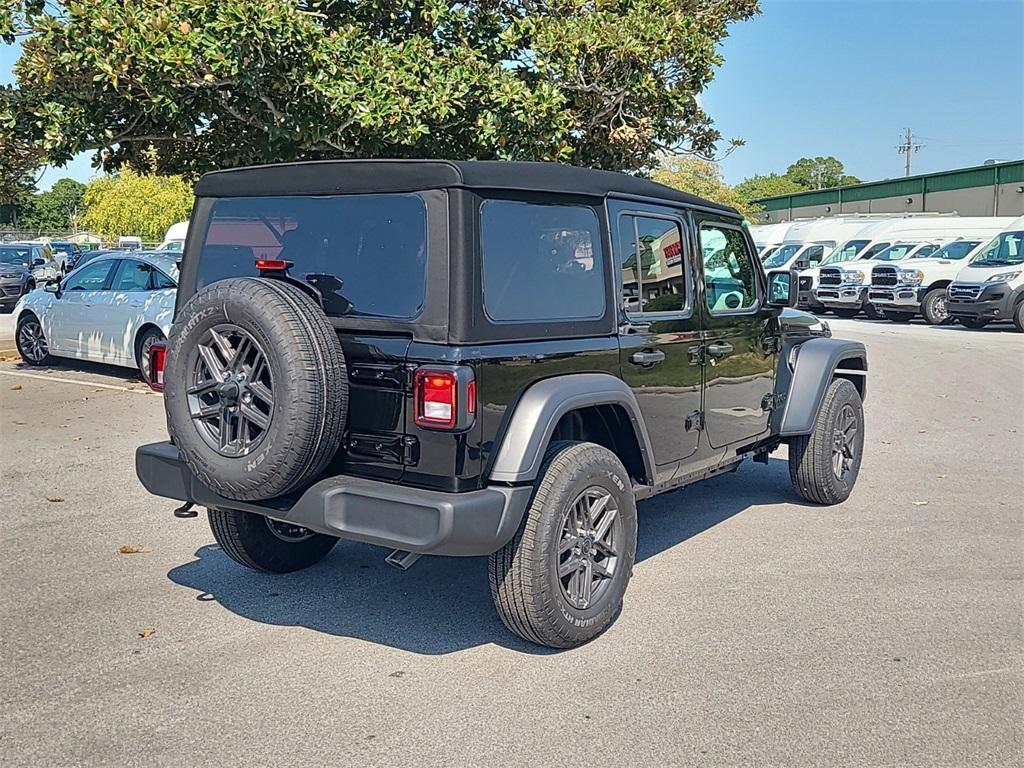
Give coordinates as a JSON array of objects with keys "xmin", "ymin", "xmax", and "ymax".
[
  {"xmin": 488, "ymin": 373, "xmax": 655, "ymax": 484},
  {"xmin": 778, "ymin": 338, "xmax": 867, "ymax": 436}
]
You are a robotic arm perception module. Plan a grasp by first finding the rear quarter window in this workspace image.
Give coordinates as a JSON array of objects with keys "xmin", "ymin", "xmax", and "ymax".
[
  {"xmin": 195, "ymin": 194, "xmax": 428, "ymax": 319},
  {"xmin": 480, "ymin": 200, "xmax": 605, "ymax": 322}
]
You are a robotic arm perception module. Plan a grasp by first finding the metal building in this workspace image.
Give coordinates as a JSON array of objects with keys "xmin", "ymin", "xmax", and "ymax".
[{"xmin": 754, "ymin": 160, "xmax": 1024, "ymax": 223}]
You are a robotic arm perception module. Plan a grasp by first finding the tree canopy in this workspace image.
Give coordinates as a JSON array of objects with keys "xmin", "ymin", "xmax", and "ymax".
[
  {"xmin": 19, "ymin": 177, "xmax": 85, "ymax": 231},
  {"xmin": 81, "ymin": 161, "xmax": 193, "ymax": 242},
  {"xmin": 653, "ymin": 156, "xmax": 759, "ymax": 221},
  {"xmin": 2, "ymin": 0, "xmax": 760, "ymax": 179},
  {"xmin": 734, "ymin": 155, "xmax": 861, "ymax": 205}
]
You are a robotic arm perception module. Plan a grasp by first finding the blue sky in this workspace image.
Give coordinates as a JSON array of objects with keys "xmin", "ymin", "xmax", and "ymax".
[{"xmin": 3, "ymin": 0, "xmax": 1022, "ymax": 189}]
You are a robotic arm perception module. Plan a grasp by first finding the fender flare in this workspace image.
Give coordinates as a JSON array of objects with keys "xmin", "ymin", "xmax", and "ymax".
[
  {"xmin": 488, "ymin": 373, "xmax": 655, "ymax": 484},
  {"xmin": 779, "ymin": 338, "xmax": 867, "ymax": 436}
]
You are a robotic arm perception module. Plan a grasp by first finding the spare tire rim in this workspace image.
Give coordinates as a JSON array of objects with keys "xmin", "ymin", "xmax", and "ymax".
[
  {"xmin": 188, "ymin": 324, "xmax": 274, "ymax": 458},
  {"xmin": 831, "ymin": 403, "xmax": 859, "ymax": 481},
  {"xmin": 557, "ymin": 486, "xmax": 622, "ymax": 610}
]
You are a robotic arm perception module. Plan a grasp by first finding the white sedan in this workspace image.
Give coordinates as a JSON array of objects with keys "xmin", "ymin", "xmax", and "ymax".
[{"xmin": 13, "ymin": 251, "xmax": 177, "ymax": 379}]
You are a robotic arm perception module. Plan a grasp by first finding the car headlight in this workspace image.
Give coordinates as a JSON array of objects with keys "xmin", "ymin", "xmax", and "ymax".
[
  {"xmin": 842, "ymin": 270, "xmax": 866, "ymax": 283},
  {"xmin": 900, "ymin": 270, "xmax": 924, "ymax": 286},
  {"xmin": 0, "ymin": 272, "xmax": 20, "ymax": 279},
  {"xmin": 985, "ymin": 270, "xmax": 1021, "ymax": 283}
]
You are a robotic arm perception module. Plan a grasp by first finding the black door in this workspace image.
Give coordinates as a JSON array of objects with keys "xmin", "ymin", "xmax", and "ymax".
[
  {"xmin": 694, "ymin": 216, "xmax": 778, "ymax": 449},
  {"xmin": 611, "ymin": 201, "xmax": 702, "ymax": 481}
]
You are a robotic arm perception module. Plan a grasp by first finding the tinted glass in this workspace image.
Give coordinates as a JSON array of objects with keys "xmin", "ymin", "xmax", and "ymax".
[
  {"xmin": 862, "ymin": 242, "xmax": 891, "ymax": 259},
  {"xmin": 151, "ymin": 269, "xmax": 176, "ymax": 290},
  {"xmin": 763, "ymin": 243, "xmax": 801, "ymax": 269},
  {"xmin": 197, "ymin": 195, "xmax": 428, "ymax": 318},
  {"xmin": 480, "ymin": 201, "xmax": 604, "ymax": 322},
  {"xmin": 0, "ymin": 247, "xmax": 32, "ymax": 264},
  {"xmin": 823, "ymin": 239, "xmax": 869, "ymax": 265},
  {"xmin": 111, "ymin": 260, "xmax": 154, "ymax": 291},
  {"xmin": 926, "ymin": 240, "xmax": 980, "ymax": 261},
  {"xmin": 972, "ymin": 231, "xmax": 1024, "ymax": 266},
  {"xmin": 63, "ymin": 260, "xmax": 113, "ymax": 291},
  {"xmin": 701, "ymin": 224, "xmax": 758, "ymax": 313},
  {"xmin": 619, "ymin": 215, "xmax": 686, "ymax": 314},
  {"xmin": 800, "ymin": 245, "xmax": 825, "ymax": 266},
  {"xmin": 872, "ymin": 243, "xmax": 918, "ymax": 261}
]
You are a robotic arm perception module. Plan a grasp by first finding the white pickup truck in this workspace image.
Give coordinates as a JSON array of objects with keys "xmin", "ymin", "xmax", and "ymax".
[
  {"xmin": 945, "ymin": 219, "xmax": 1024, "ymax": 331},
  {"xmin": 867, "ymin": 235, "xmax": 1008, "ymax": 324}
]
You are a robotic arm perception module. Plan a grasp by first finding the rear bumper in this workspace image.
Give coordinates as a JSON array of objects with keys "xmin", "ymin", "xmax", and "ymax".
[{"xmin": 136, "ymin": 442, "xmax": 533, "ymax": 556}]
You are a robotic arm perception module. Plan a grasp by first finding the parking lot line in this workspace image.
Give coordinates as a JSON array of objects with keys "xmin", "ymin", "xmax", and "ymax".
[{"xmin": 0, "ymin": 368, "xmax": 152, "ymax": 394}]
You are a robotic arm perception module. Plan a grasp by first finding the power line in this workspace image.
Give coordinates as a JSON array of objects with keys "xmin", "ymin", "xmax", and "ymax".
[{"xmin": 896, "ymin": 128, "xmax": 925, "ymax": 177}]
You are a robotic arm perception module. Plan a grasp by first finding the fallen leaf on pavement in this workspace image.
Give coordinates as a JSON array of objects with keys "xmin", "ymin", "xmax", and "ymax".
[
  {"xmin": 118, "ymin": 545, "xmax": 153, "ymax": 555},
  {"xmin": 10, "ymin": 384, "xmax": 22, "ymax": 390},
  {"xmin": 912, "ymin": 501, "xmax": 929, "ymax": 506},
  {"xmin": 46, "ymin": 497, "xmax": 65, "ymax": 503},
  {"xmin": 138, "ymin": 628, "xmax": 156, "ymax": 638}
]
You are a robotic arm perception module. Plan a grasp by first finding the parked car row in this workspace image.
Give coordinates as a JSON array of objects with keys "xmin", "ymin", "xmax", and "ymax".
[{"xmin": 751, "ymin": 215, "xmax": 1023, "ymax": 331}]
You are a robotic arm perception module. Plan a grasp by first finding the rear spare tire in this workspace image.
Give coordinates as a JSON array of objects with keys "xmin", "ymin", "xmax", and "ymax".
[{"xmin": 164, "ymin": 277, "xmax": 348, "ymax": 501}]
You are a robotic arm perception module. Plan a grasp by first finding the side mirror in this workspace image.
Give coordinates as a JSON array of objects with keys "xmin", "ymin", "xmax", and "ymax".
[
  {"xmin": 44, "ymin": 280, "xmax": 61, "ymax": 297},
  {"xmin": 766, "ymin": 269, "xmax": 796, "ymax": 308},
  {"xmin": 33, "ymin": 258, "xmax": 46, "ymax": 267}
]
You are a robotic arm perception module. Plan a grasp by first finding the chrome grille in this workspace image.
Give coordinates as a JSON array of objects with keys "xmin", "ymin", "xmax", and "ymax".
[
  {"xmin": 948, "ymin": 283, "xmax": 982, "ymax": 300},
  {"xmin": 872, "ymin": 266, "xmax": 899, "ymax": 287},
  {"xmin": 819, "ymin": 268, "xmax": 842, "ymax": 287}
]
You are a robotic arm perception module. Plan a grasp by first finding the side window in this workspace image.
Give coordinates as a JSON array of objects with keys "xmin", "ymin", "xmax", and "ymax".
[
  {"xmin": 700, "ymin": 224, "xmax": 759, "ymax": 313},
  {"xmin": 111, "ymin": 260, "xmax": 154, "ymax": 292},
  {"xmin": 480, "ymin": 200, "xmax": 605, "ymax": 322},
  {"xmin": 618, "ymin": 214, "xmax": 687, "ymax": 314},
  {"xmin": 863, "ymin": 242, "xmax": 890, "ymax": 259},
  {"xmin": 916, "ymin": 244, "xmax": 937, "ymax": 258},
  {"xmin": 151, "ymin": 269, "xmax": 176, "ymax": 290},
  {"xmin": 63, "ymin": 260, "xmax": 114, "ymax": 292},
  {"xmin": 802, "ymin": 245, "xmax": 825, "ymax": 268}
]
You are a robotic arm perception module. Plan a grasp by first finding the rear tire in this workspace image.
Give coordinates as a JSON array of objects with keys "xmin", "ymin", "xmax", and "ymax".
[
  {"xmin": 208, "ymin": 508, "xmax": 338, "ymax": 573},
  {"xmin": 1014, "ymin": 300, "xmax": 1024, "ymax": 333},
  {"xmin": 883, "ymin": 311, "xmax": 914, "ymax": 323},
  {"xmin": 788, "ymin": 378, "xmax": 864, "ymax": 505},
  {"xmin": 489, "ymin": 441, "xmax": 637, "ymax": 649},
  {"xmin": 135, "ymin": 327, "xmax": 165, "ymax": 381},
  {"xmin": 957, "ymin": 317, "xmax": 990, "ymax": 330},
  {"xmin": 921, "ymin": 288, "xmax": 952, "ymax": 325}
]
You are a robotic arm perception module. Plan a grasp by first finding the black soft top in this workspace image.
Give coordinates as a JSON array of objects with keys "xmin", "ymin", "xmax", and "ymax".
[{"xmin": 193, "ymin": 159, "xmax": 738, "ymax": 215}]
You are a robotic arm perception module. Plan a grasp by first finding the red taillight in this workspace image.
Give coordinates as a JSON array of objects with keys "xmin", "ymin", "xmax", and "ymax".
[
  {"xmin": 255, "ymin": 259, "xmax": 289, "ymax": 271},
  {"xmin": 148, "ymin": 341, "xmax": 167, "ymax": 392},
  {"xmin": 467, "ymin": 379, "xmax": 476, "ymax": 415},
  {"xmin": 414, "ymin": 370, "xmax": 457, "ymax": 429}
]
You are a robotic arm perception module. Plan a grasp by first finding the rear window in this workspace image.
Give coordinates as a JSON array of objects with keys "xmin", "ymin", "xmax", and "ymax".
[
  {"xmin": 196, "ymin": 194, "xmax": 428, "ymax": 319},
  {"xmin": 480, "ymin": 201, "xmax": 605, "ymax": 322}
]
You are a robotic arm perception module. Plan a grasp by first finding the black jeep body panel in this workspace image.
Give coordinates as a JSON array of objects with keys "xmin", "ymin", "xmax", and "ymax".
[{"xmin": 139, "ymin": 160, "xmax": 867, "ymax": 557}]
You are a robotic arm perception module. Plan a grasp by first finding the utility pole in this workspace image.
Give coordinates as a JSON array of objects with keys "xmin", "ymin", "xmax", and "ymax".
[{"xmin": 896, "ymin": 128, "xmax": 924, "ymax": 177}]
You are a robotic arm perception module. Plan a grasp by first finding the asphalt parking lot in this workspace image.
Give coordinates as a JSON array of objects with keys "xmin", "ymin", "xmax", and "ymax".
[{"xmin": 1, "ymin": 318, "xmax": 1021, "ymax": 767}]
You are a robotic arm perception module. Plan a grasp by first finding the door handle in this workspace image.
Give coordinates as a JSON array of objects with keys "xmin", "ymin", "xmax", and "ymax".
[
  {"xmin": 706, "ymin": 342, "xmax": 734, "ymax": 358},
  {"xmin": 630, "ymin": 349, "xmax": 666, "ymax": 366}
]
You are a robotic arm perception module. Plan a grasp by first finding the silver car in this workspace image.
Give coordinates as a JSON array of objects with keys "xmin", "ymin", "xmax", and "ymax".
[{"xmin": 13, "ymin": 251, "xmax": 178, "ymax": 379}]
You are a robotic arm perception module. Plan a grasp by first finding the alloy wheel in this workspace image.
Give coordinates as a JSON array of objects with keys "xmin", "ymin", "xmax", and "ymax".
[
  {"xmin": 831, "ymin": 403, "xmax": 859, "ymax": 480},
  {"xmin": 18, "ymin": 319, "xmax": 48, "ymax": 363},
  {"xmin": 557, "ymin": 487, "xmax": 622, "ymax": 610},
  {"xmin": 188, "ymin": 324, "xmax": 275, "ymax": 457}
]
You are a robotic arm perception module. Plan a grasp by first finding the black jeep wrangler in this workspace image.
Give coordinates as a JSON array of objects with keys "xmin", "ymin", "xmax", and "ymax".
[{"xmin": 137, "ymin": 160, "xmax": 867, "ymax": 648}]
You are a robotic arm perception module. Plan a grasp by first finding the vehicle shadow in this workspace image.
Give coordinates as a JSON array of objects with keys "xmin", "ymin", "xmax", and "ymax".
[
  {"xmin": 167, "ymin": 458, "xmax": 803, "ymax": 655},
  {"xmin": 8, "ymin": 356, "xmax": 141, "ymax": 383}
]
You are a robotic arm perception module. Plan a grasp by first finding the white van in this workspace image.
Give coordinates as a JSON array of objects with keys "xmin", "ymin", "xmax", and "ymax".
[
  {"xmin": 158, "ymin": 221, "xmax": 189, "ymax": 252},
  {"xmin": 117, "ymin": 235, "xmax": 143, "ymax": 251},
  {"xmin": 749, "ymin": 222, "xmax": 792, "ymax": 260},
  {"xmin": 946, "ymin": 216, "xmax": 1024, "ymax": 331},
  {"xmin": 761, "ymin": 217, "xmax": 888, "ymax": 274},
  {"xmin": 864, "ymin": 217, "xmax": 1016, "ymax": 323}
]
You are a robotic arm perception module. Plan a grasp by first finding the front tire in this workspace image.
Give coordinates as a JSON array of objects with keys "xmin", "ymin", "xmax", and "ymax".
[
  {"xmin": 863, "ymin": 302, "xmax": 883, "ymax": 320},
  {"xmin": 788, "ymin": 378, "xmax": 864, "ymax": 505},
  {"xmin": 208, "ymin": 508, "xmax": 338, "ymax": 573},
  {"xmin": 921, "ymin": 288, "xmax": 952, "ymax": 325},
  {"xmin": 15, "ymin": 313, "xmax": 52, "ymax": 366},
  {"xmin": 489, "ymin": 441, "xmax": 637, "ymax": 649},
  {"xmin": 1014, "ymin": 300, "xmax": 1024, "ymax": 333},
  {"xmin": 833, "ymin": 308, "xmax": 859, "ymax": 319}
]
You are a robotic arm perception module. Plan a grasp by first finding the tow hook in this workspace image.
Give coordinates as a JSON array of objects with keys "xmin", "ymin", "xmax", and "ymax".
[
  {"xmin": 385, "ymin": 549, "xmax": 422, "ymax": 570},
  {"xmin": 173, "ymin": 501, "xmax": 198, "ymax": 519}
]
